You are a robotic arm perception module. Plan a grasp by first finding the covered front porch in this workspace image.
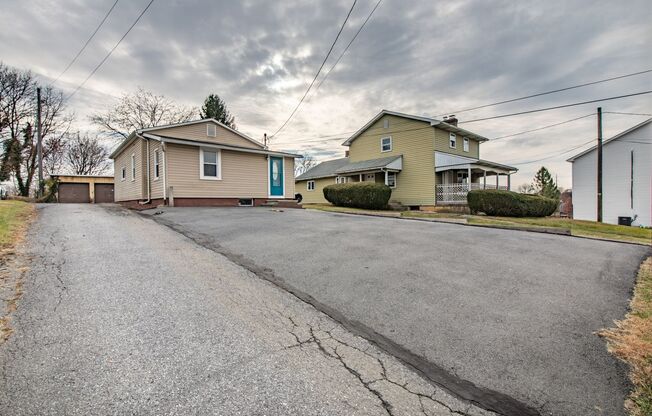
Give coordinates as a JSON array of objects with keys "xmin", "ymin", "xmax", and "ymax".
[
  {"xmin": 435, "ymin": 156, "xmax": 517, "ymax": 205},
  {"xmin": 335, "ymin": 155, "xmax": 403, "ymax": 187}
]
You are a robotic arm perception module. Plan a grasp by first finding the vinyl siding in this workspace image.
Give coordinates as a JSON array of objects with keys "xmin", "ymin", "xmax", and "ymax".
[
  {"xmin": 152, "ymin": 122, "xmax": 263, "ymax": 149},
  {"xmin": 284, "ymin": 157, "xmax": 295, "ymax": 197},
  {"xmin": 348, "ymin": 115, "xmax": 435, "ymax": 205},
  {"xmin": 297, "ymin": 177, "xmax": 336, "ymax": 204},
  {"xmin": 572, "ymin": 122, "xmax": 652, "ymax": 226},
  {"xmin": 113, "ymin": 138, "xmax": 145, "ymax": 201},
  {"xmin": 166, "ymin": 143, "xmax": 270, "ymax": 198},
  {"xmin": 149, "ymin": 142, "xmax": 164, "ymax": 199},
  {"xmin": 434, "ymin": 128, "xmax": 480, "ymax": 158}
]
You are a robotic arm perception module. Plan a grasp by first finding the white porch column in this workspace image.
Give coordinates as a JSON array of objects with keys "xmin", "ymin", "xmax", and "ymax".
[
  {"xmin": 507, "ymin": 174, "xmax": 511, "ymax": 191},
  {"xmin": 496, "ymin": 174, "xmax": 500, "ymax": 189},
  {"xmin": 359, "ymin": 173, "xmax": 363, "ymax": 182},
  {"xmin": 483, "ymin": 170, "xmax": 487, "ymax": 189},
  {"xmin": 467, "ymin": 167, "xmax": 472, "ymax": 191}
]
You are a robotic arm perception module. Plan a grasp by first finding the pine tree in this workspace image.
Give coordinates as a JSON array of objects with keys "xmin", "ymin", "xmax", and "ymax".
[
  {"xmin": 532, "ymin": 166, "xmax": 560, "ymax": 200},
  {"xmin": 200, "ymin": 94, "xmax": 236, "ymax": 129}
]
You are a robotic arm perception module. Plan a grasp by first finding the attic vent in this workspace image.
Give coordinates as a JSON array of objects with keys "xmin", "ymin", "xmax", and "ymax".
[{"xmin": 207, "ymin": 124, "xmax": 217, "ymax": 137}]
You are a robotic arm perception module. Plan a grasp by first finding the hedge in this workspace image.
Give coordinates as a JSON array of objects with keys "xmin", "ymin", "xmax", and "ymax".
[
  {"xmin": 467, "ymin": 189, "xmax": 558, "ymax": 217},
  {"xmin": 323, "ymin": 182, "xmax": 392, "ymax": 210}
]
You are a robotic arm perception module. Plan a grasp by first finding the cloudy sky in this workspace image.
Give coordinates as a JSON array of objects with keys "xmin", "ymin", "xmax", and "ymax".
[{"xmin": 1, "ymin": 0, "xmax": 650, "ymax": 187}]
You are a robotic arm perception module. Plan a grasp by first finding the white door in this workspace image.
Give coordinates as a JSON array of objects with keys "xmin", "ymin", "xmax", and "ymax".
[{"xmin": 364, "ymin": 173, "xmax": 375, "ymax": 182}]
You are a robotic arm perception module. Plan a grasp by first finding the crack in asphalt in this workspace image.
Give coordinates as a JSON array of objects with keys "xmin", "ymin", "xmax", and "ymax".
[{"xmin": 144, "ymin": 212, "xmax": 541, "ymax": 416}]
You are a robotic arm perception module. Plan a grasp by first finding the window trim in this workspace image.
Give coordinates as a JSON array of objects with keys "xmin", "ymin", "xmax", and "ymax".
[
  {"xmin": 199, "ymin": 148, "xmax": 222, "ymax": 180},
  {"xmin": 449, "ymin": 133, "xmax": 457, "ymax": 149},
  {"xmin": 130, "ymin": 153, "xmax": 136, "ymax": 181},
  {"xmin": 307, "ymin": 180, "xmax": 315, "ymax": 191},
  {"xmin": 380, "ymin": 136, "xmax": 392, "ymax": 153},
  {"xmin": 121, "ymin": 166, "xmax": 126, "ymax": 181},
  {"xmin": 206, "ymin": 123, "xmax": 217, "ymax": 137},
  {"xmin": 386, "ymin": 171, "xmax": 397, "ymax": 188},
  {"xmin": 336, "ymin": 176, "xmax": 347, "ymax": 184},
  {"xmin": 463, "ymin": 137, "xmax": 469, "ymax": 152},
  {"xmin": 154, "ymin": 148, "xmax": 160, "ymax": 180}
]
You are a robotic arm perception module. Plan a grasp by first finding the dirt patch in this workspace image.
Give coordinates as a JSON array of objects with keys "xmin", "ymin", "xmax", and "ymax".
[{"xmin": 600, "ymin": 257, "xmax": 652, "ymax": 416}]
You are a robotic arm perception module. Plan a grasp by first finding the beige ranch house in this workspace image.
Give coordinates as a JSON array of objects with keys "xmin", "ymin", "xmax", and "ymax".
[
  {"xmin": 296, "ymin": 110, "xmax": 517, "ymax": 209},
  {"xmin": 110, "ymin": 119, "xmax": 300, "ymax": 207}
]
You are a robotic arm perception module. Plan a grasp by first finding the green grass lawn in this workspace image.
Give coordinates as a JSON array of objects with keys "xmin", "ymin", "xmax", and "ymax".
[
  {"xmin": 304, "ymin": 204, "xmax": 651, "ymax": 245},
  {"xmin": 0, "ymin": 200, "xmax": 35, "ymax": 248}
]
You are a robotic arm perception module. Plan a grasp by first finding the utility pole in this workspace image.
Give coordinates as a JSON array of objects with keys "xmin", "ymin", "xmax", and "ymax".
[
  {"xmin": 596, "ymin": 107, "xmax": 603, "ymax": 222},
  {"xmin": 36, "ymin": 87, "xmax": 44, "ymax": 198}
]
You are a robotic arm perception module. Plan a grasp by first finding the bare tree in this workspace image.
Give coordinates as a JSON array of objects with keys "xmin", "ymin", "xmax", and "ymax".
[
  {"xmin": 295, "ymin": 154, "xmax": 317, "ymax": 177},
  {"xmin": 65, "ymin": 133, "xmax": 110, "ymax": 175},
  {"xmin": 0, "ymin": 63, "xmax": 72, "ymax": 196},
  {"xmin": 90, "ymin": 87, "xmax": 197, "ymax": 139}
]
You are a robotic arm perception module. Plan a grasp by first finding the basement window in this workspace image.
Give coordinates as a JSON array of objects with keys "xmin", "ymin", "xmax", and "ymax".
[
  {"xmin": 238, "ymin": 198, "xmax": 253, "ymax": 207},
  {"xmin": 207, "ymin": 124, "xmax": 217, "ymax": 137},
  {"xmin": 307, "ymin": 180, "xmax": 315, "ymax": 191}
]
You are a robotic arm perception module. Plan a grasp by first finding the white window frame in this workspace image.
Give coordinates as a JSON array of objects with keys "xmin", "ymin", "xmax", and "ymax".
[
  {"xmin": 449, "ymin": 133, "xmax": 457, "ymax": 149},
  {"xmin": 336, "ymin": 176, "xmax": 347, "ymax": 184},
  {"xmin": 199, "ymin": 148, "xmax": 222, "ymax": 180},
  {"xmin": 154, "ymin": 148, "xmax": 160, "ymax": 180},
  {"xmin": 131, "ymin": 153, "xmax": 136, "ymax": 181},
  {"xmin": 380, "ymin": 136, "xmax": 392, "ymax": 153},
  {"xmin": 121, "ymin": 167, "xmax": 126, "ymax": 181},
  {"xmin": 463, "ymin": 137, "xmax": 469, "ymax": 152},
  {"xmin": 207, "ymin": 123, "xmax": 217, "ymax": 137},
  {"xmin": 386, "ymin": 172, "xmax": 397, "ymax": 188},
  {"xmin": 307, "ymin": 180, "xmax": 315, "ymax": 191}
]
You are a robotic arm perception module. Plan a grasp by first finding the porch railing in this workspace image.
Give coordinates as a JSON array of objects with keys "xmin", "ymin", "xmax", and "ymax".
[{"xmin": 435, "ymin": 183, "xmax": 509, "ymax": 204}]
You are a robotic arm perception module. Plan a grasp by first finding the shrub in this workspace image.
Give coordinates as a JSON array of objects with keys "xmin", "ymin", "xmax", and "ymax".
[
  {"xmin": 323, "ymin": 182, "xmax": 392, "ymax": 210},
  {"xmin": 467, "ymin": 189, "xmax": 557, "ymax": 217}
]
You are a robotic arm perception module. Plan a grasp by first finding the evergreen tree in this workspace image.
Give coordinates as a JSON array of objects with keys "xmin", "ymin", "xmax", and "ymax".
[
  {"xmin": 532, "ymin": 166, "xmax": 560, "ymax": 200},
  {"xmin": 200, "ymin": 94, "xmax": 236, "ymax": 129}
]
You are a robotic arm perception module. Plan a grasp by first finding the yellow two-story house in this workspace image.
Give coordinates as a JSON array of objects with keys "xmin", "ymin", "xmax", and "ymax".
[{"xmin": 295, "ymin": 110, "xmax": 517, "ymax": 210}]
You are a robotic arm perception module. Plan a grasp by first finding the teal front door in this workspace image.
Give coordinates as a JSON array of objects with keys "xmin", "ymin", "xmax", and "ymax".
[{"xmin": 269, "ymin": 157, "xmax": 284, "ymax": 197}]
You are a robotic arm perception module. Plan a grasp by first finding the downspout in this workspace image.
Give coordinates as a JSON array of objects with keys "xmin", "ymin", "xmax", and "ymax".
[
  {"xmin": 162, "ymin": 142, "xmax": 167, "ymax": 204},
  {"xmin": 139, "ymin": 136, "xmax": 151, "ymax": 205}
]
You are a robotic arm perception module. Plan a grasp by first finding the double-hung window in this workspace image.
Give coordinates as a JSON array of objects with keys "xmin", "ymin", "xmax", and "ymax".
[
  {"xmin": 307, "ymin": 180, "xmax": 315, "ymax": 191},
  {"xmin": 449, "ymin": 133, "xmax": 456, "ymax": 149},
  {"xmin": 463, "ymin": 137, "xmax": 469, "ymax": 152},
  {"xmin": 386, "ymin": 172, "xmax": 397, "ymax": 188},
  {"xmin": 200, "ymin": 149, "xmax": 221, "ymax": 180},
  {"xmin": 131, "ymin": 154, "xmax": 136, "ymax": 181},
  {"xmin": 154, "ymin": 149, "xmax": 160, "ymax": 180},
  {"xmin": 381, "ymin": 136, "xmax": 392, "ymax": 152}
]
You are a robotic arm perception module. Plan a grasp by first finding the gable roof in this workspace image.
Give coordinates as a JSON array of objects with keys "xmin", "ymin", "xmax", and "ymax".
[
  {"xmin": 295, "ymin": 158, "xmax": 350, "ymax": 181},
  {"xmin": 342, "ymin": 109, "xmax": 489, "ymax": 146},
  {"xmin": 139, "ymin": 118, "xmax": 265, "ymax": 148},
  {"xmin": 109, "ymin": 118, "xmax": 265, "ymax": 159},
  {"xmin": 335, "ymin": 155, "xmax": 402, "ymax": 174},
  {"xmin": 567, "ymin": 118, "xmax": 652, "ymax": 162}
]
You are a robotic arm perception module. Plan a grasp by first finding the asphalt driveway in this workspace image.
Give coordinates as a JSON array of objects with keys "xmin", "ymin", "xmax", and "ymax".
[{"xmin": 146, "ymin": 207, "xmax": 650, "ymax": 416}]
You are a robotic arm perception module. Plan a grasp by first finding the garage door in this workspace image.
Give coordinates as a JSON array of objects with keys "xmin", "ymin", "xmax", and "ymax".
[
  {"xmin": 58, "ymin": 183, "xmax": 90, "ymax": 203},
  {"xmin": 94, "ymin": 183, "xmax": 114, "ymax": 203}
]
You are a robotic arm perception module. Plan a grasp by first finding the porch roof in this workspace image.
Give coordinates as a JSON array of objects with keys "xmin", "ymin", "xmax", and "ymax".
[
  {"xmin": 335, "ymin": 155, "xmax": 403, "ymax": 174},
  {"xmin": 435, "ymin": 159, "xmax": 517, "ymax": 174}
]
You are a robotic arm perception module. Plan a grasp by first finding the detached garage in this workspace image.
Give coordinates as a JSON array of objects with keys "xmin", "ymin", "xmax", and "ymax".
[{"xmin": 51, "ymin": 175, "xmax": 114, "ymax": 203}]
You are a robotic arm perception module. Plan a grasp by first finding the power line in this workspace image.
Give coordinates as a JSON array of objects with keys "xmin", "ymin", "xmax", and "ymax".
[
  {"xmin": 432, "ymin": 69, "xmax": 652, "ymax": 118},
  {"xmin": 459, "ymin": 91, "xmax": 652, "ymax": 124},
  {"xmin": 66, "ymin": 0, "xmax": 155, "ymax": 100},
  {"xmin": 510, "ymin": 138, "xmax": 595, "ymax": 165},
  {"xmin": 52, "ymin": 0, "xmax": 120, "ymax": 85},
  {"xmin": 490, "ymin": 113, "xmax": 595, "ymax": 141},
  {"xmin": 313, "ymin": 0, "xmax": 383, "ymax": 92},
  {"xmin": 269, "ymin": 0, "xmax": 358, "ymax": 139}
]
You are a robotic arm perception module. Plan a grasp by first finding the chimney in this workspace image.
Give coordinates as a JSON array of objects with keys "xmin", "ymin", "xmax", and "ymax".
[
  {"xmin": 444, "ymin": 115, "xmax": 458, "ymax": 126},
  {"xmin": 345, "ymin": 150, "xmax": 350, "ymax": 157},
  {"xmin": 263, "ymin": 133, "xmax": 267, "ymax": 147}
]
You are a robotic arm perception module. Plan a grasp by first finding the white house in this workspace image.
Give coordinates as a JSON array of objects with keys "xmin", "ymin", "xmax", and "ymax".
[{"xmin": 567, "ymin": 118, "xmax": 651, "ymax": 227}]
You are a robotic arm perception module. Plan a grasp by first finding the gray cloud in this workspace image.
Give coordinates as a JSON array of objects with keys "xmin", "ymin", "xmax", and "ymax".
[{"xmin": 1, "ymin": 0, "xmax": 650, "ymax": 187}]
